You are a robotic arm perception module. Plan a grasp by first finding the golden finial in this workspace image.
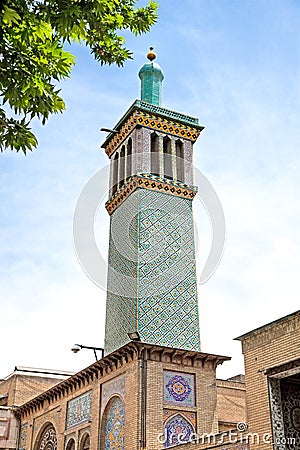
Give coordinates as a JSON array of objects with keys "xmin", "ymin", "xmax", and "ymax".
[{"xmin": 147, "ymin": 47, "xmax": 156, "ymax": 61}]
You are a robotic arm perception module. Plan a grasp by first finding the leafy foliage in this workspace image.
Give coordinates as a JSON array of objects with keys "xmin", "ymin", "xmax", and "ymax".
[{"xmin": 0, "ymin": 0, "xmax": 158, "ymax": 153}]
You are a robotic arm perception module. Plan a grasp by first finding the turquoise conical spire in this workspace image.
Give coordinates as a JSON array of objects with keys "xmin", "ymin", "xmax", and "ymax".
[{"xmin": 138, "ymin": 47, "xmax": 164, "ymax": 106}]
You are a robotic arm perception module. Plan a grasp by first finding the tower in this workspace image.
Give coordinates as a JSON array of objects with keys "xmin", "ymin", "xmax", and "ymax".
[{"xmin": 103, "ymin": 49, "xmax": 204, "ymax": 356}]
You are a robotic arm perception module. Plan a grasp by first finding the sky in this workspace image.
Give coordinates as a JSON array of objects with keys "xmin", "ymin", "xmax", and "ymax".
[{"xmin": 1, "ymin": 0, "xmax": 300, "ymax": 379}]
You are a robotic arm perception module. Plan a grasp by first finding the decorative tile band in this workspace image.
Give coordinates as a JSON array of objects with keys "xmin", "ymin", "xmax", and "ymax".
[
  {"xmin": 104, "ymin": 110, "xmax": 202, "ymax": 157},
  {"xmin": 106, "ymin": 174, "xmax": 197, "ymax": 215},
  {"xmin": 105, "ymin": 113, "xmax": 138, "ymax": 157},
  {"xmin": 135, "ymin": 111, "xmax": 201, "ymax": 141},
  {"xmin": 66, "ymin": 391, "xmax": 92, "ymax": 429},
  {"xmin": 18, "ymin": 423, "xmax": 28, "ymax": 450}
]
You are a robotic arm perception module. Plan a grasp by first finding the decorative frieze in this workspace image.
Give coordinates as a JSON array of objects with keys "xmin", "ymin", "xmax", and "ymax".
[
  {"xmin": 66, "ymin": 391, "xmax": 92, "ymax": 429},
  {"xmin": 106, "ymin": 173, "xmax": 197, "ymax": 215},
  {"xmin": 18, "ymin": 423, "xmax": 28, "ymax": 450},
  {"xmin": 238, "ymin": 312, "xmax": 300, "ymax": 352},
  {"xmin": 104, "ymin": 110, "xmax": 202, "ymax": 158}
]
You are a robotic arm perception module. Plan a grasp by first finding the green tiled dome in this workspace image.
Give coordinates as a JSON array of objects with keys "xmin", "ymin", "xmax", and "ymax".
[
  {"xmin": 138, "ymin": 54, "xmax": 164, "ymax": 106},
  {"xmin": 138, "ymin": 61, "xmax": 164, "ymax": 79}
]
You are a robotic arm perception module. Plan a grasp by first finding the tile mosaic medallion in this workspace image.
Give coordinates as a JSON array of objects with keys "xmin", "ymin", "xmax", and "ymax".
[
  {"xmin": 164, "ymin": 371, "xmax": 195, "ymax": 407},
  {"xmin": 164, "ymin": 414, "xmax": 194, "ymax": 448},
  {"xmin": 104, "ymin": 397, "xmax": 125, "ymax": 450},
  {"xmin": 66, "ymin": 391, "xmax": 92, "ymax": 429},
  {"xmin": 105, "ymin": 188, "xmax": 200, "ymax": 355}
]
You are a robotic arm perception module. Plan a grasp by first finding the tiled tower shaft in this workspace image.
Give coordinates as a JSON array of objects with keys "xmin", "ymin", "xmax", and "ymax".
[{"xmin": 103, "ymin": 53, "xmax": 204, "ymax": 355}]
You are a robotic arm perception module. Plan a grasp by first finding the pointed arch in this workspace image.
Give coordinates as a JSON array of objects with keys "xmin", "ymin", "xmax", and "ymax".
[
  {"xmin": 163, "ymin": 135, "xmax": 172, "ymax": 180},
  {"xmin": 119, "ymin": 145, "xmax": 125, "ymax": 190},
  {"xmin": 112, "ymin": 152, "xmax": 119, "ymax": 195},
  {"xmin": 151, "ymin": 132, "xmax": 159, "ymax": 176},
  {"xmin": 164, "ymin": 413, "xmax": 195, "ymax": 448},
  {"xmin": 175, "ymin": 139, "xmax": 184, "ymax": 182},
  {"xmin": 101, "ymin": 396, "xmax": 125, "ymax": 450},
  {"xmin": 126, "ymin": 138, "xmax": 132, "ymax": 180}
]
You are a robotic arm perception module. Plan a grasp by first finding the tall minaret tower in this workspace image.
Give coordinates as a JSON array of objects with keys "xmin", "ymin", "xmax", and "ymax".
[{"xmin": 102, "ymin": 49, "xmax": 204, "ymax": 355}]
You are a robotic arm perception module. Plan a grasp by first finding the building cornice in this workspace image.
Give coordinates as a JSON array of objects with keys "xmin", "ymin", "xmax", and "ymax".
[
  {"xmin": 101, "ymin": 100, "xmax": 204, "ymax": 157},
  {"xmin": 105, "ymin": 173, "xmax": 198, "ymax": 215},
  {"xmin": 15, "ymin": 342, "xmax": 229, "ymax": 418}
]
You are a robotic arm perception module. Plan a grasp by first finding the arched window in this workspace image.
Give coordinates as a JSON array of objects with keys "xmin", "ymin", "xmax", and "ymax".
[
  {"xmin": 175, "ymin": 140, "xmax": 184, "ymax": 182},
  {"xmin": 151, "ymin": 133, "xmax": 159, "ymax": 176},
  {"xmin": 164, "ymin": 414, "xmax": 194, "ymax": 448},
  {"xmin": 163, "ymin": 136, "xmax": 172, "ymax": 180},
  {"xmin": 102, "ymin": 396, "xmax": 125, "ymax": 450},
  {"xmin": 112, "ymin": 152, "xmax": 119, "ymax": 195},
  {"xmin": 80, "ymin": 433, "xmax": 90, "ymax": 450},
  {"xmin": 35, "ymin": 423, "xmax": 57, "ymax": 450},
  {"xmin": 119, "ymin": 146, "xmax": 125, "ymax": 190},
  {"xmin": 66, "ymin": 438, "xmax": 75, "ymax": 450},
  {"xmin": 126, "ymin": 138, "xmax": 132, "ymax": 180}
]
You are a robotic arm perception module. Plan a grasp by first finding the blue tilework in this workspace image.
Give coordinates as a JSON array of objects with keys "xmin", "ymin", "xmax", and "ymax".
[
  {"xmin": 164, "ymin": 414, "xmax": 195, "ymax": 448},
  {"xmin": 105, "ymin": 187, "xmax": 200, "ymax": 354},
  {"xmin": 66, "ymin": 391, "xmax": 92, "ymax": 429},
  {"xmin": 163, "ymin": 371, "xmax": 195, "ymax": 407},
  {"xmin": 104, "ymin": 192, "xmax": 139, "ymax": 355},
  {"xmin": 104, "ymin": 397, "xmax": 125, "ymax": 450},
  {"xmin": 137, "ymin": 189, "xmax": 200, "ymax": 350}
]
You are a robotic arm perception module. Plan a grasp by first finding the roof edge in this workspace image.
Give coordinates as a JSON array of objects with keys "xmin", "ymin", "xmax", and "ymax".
[
  {"xmin": 101, "ymin": 99, "xmax": 203, "ymax": 149},
  {"xmin": 234, "ymin": 310, "xmax": 300, "ymax": 341},
  {"xmin": 15, "ymin": 342, "xmax": 230, "ymax": 416}
]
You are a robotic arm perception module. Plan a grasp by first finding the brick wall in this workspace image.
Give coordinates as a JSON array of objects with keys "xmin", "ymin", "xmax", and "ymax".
[
  {"xmin": 216, "ymin": 378, "xmax": 246, "ymax": 432},
  {"xmin": 0, "ymin": 374, "xmax": 63, "ymax": 407},
  {"xmin": 237, "ymin": 311, "xmax": 300, "ymax": 450}
]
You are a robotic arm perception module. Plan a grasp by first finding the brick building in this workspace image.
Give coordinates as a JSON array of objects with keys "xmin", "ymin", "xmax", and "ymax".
[
  {"xmin": 236, "ymin": 310, "xmax": 300, "ymax": 450},
  {"xmin": 0, "ymin": 368, "xmax": 71, "ymax": 450}
]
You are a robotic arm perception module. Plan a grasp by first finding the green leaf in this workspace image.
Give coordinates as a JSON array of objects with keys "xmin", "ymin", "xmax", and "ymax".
[
  {"xmin": 0, "ymin": 0, "xmax": 158, "ymax": 153},
  {"xmin": 2, "ymin": 6, "xmax": 21, "ymax": 25}
]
